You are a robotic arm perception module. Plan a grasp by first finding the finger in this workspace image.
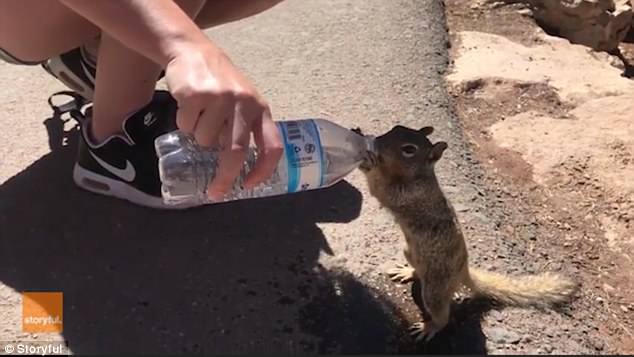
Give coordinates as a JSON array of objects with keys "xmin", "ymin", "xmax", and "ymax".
[
  {"xmin": 207, "ymin": 117, "xmax": 250, "ymax": 201},
  {"xmin": 193, "ymin": 101, "xmax": 230, "ymax": 148},
  {"xmin": 175, "ymin": 103, "xmax": 201, "ymax": 134},
  {"xmin": 243, "ymin": 108, "xmax": 283, "ymax": 189}
]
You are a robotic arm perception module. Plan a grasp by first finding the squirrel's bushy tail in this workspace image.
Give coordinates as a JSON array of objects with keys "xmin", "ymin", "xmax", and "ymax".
[{"xmin": 467, "ymin": 267, "xmax": 579, "ymax": 308}]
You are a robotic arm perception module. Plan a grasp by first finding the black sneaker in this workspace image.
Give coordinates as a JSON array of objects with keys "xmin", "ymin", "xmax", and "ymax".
[
  {"xmin": 42, "ymin": 46, "xmax": 97, "ymax": 101},
  {"xmin": 73, "ymin": 90, "xmax": 183, "ymax": 209}
]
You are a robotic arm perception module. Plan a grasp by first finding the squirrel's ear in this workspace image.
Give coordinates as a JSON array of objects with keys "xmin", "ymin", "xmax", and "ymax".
[
  {"xmin": 428, "ymin": 141, "xmax": 448, "ymax": 162},
  {"xmin": 419, "ymin": 126, "xmax": 434, "ymax": 136}
]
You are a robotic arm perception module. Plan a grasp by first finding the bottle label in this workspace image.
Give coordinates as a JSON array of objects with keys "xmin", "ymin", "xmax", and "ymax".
[{"xmin": 278, "ymin": 120, "xmax": 325, "ymax": 193}]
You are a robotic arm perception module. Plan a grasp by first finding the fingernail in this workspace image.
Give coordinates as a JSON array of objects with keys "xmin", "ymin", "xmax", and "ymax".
[{"xmin": 207, "ymin": 189, "xmax": 223, "ymax": 202}]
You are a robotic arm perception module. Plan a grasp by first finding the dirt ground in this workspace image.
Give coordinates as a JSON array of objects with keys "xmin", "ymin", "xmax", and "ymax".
[{"xmin": 446, "ymin": 0, "xmax": 634, "ymax": 353}]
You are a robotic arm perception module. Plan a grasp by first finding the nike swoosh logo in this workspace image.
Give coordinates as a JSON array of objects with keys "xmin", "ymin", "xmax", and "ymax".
[{"xmin": 89, "ymin": 151, "xmax": 136, "ymax": 182}]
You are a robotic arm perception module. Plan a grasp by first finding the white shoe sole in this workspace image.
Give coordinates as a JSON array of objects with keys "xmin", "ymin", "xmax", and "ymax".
[
  {"xmin": 73, "ymin": 163, "xmax": 193, "ymax": 210},
  {"xmin": 43, "ymin": 57, "xmax": 94, "ymax": 101}
]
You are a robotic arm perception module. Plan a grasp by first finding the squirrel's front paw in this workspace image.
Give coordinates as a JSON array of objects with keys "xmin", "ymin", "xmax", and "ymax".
[{"xmin": 387, "ymin": 263, "xmax": 416, "ymax": 284}]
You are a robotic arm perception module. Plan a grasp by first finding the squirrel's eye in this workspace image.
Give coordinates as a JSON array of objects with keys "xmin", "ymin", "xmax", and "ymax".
[{"xmin": 400, "ymin": 144, "xmax": 418, "ymax": 158}]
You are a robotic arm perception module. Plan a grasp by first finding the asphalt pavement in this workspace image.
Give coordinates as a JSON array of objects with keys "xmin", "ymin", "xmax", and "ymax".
[{"xmin": 0, "ymin": 0, "xmax": 474, "ymax": 353}]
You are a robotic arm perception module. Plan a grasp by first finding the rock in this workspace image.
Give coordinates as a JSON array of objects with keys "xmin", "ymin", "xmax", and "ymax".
[
  {"xmin": 528, "ymin": 0, "xmax": 633, "ymax": 51},
  {"xmin": 606, "ymin": 53, "xmax": 626, "ymax": 69},
  {"xmin": 595, "ymin": 296, "xmax": 605, "ymax": 303},
  {"xmin": 489, "ymin": 309, "xmax": 505, "ymax": 322},
  {"xmin": 602, "ymin": 283, "xmax": 616, "ymax": 293},
  {"xmin": 490, "ymin": 348, "xmax": 508, "ymax": 354},
  {"xmin": 518, "ymin": 8, "xmax": 533, "ymax": 15},
  {"xmin": 461, "ymin": 78, "xmax": 485, "ymax": 93},
  {"xmin": 589, "ymin": 337, "xmax": 605, "ymax": 351},
  {"xmin": 453, "ymin": 203, "xmax": 471, "ymax": 212},
  {"xmin": 487, "ymin": 327, "xmax": 522, "ymax": 344}
]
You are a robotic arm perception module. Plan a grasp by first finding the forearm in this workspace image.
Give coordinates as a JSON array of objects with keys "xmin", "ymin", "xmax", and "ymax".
[
  {"xmin": 195, "ymin": 0, "xmax": 284, "ymax": 28},
  {"xmin": 58, "ymin": 0, "xmax": 212, "ymax": 66}
]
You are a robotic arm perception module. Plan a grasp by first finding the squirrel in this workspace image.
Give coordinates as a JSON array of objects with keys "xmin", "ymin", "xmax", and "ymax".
[{"xmin": 353, "ymin": 125, "xmax": 579, "ymax": 342}]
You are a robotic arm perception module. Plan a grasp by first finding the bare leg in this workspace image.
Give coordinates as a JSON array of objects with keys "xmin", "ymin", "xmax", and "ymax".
[
  {"xmin": 90, "ymin": 0, "xmax": 283, "ymax": 141},
  {"xmin": 0, "ymin": 0, "xmax": 204, "ymax": 142},
  {"xmin": 0, "ymin": 0, "xmax": 99, "ymax": 62},
  {"xmin": 0, "ymin": 0, "xmax": 285, "ymax": 142},
  {"xmin": 90, "ymin": 0, "xmax": 206, "ymax": 142},
  {"xmin": 88, "ymin": 35, "xmax": 163, "ymax": 141},
  {"xmin": 0, "ymin": 0, "xmax": 284, "ymax": 60}
]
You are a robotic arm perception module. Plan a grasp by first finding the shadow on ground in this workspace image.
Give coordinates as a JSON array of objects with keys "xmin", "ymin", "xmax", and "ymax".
[
  {"xmin": 413, "ymin": 278, "xmax": 491, "ymax": 354},
  {"xmin": 0, "ymin": 103, "xmax": 411, "ymax": 353},
  {"xmin": 539, "ymin": 20, "xmax": 634, "ymax": 80},
  {"xmin": 301, "ymin": 270, "xmax": 492, "ymax": 355}
]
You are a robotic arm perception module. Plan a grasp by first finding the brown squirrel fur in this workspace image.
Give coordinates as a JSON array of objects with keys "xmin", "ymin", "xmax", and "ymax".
[{"xmin": 355, "ymin": 125, "xmax": 579, "ymax": 342}]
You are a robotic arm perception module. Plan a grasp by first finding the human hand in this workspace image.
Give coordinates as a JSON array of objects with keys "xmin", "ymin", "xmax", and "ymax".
[{"xmin": 165, "ymin": 44, "xmax": 283, "ymax": 201}]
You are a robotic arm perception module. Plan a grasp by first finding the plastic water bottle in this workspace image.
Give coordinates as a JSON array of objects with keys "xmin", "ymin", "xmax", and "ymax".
[{"xmin": 154, "ymin": 119, "xmax": 375, "ymax": 207}]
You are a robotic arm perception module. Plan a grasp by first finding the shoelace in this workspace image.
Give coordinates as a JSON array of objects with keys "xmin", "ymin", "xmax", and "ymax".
[{"xmin": 47, "ymin": 91, "xmax": 89, "ymax": 124}]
